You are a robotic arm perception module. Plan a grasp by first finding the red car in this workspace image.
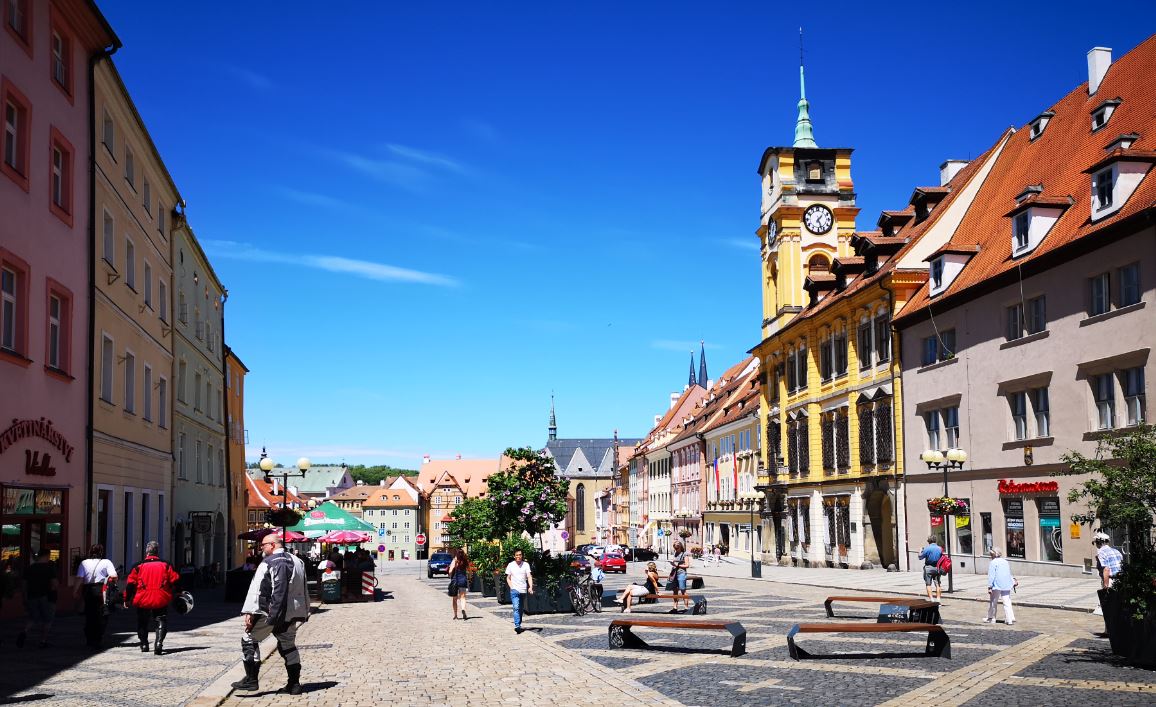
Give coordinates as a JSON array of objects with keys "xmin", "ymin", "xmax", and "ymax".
[{"xmin": 599, "ymin": 552, "xmax": 627, "ymax": 573}]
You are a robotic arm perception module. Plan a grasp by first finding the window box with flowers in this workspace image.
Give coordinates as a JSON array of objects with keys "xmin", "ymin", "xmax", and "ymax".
[{"xmin": 927, "ymin": 497, "xmax": 970, "ymax": 515}]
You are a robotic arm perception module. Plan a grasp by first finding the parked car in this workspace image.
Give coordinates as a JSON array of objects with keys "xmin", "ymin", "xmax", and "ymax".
[
  {"xmin": 569, "ymin": 554, "xmax": 590, "ymax": 572},
  {"xmin": 600, "ymin": 552, "xmax": 627, "ymax": 573},
  {"xmin": 428, "ymin": 552, "xmax": 453, "ymax": 578},
  {"xmin": 625, "ymin": 547, "xmax": 658, "ymax": 562},
  {"xmin": 587, "ymin": 546, "xmax": 607, "ymax": 559},
  {"xmin": 574, "ymin": 544, "xmax": 596, "ymax": 557}
]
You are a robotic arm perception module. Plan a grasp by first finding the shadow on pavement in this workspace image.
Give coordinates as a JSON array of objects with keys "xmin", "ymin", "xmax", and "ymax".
[
  {"xmin": 0, "ymin": 695, "xmax": 53, "ymax": 704},
  {"xmin": 157, "ymin": 646, "xmax": 209, "ymax": 655},
  {"xmin": 0, "ymin": 585, "xmax": 241, "ymax": 701}
]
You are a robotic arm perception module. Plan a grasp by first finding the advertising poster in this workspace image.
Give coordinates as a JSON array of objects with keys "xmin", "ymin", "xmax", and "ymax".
[{"xmin": 1005, "ymin": 498, "xmax": 1025, "ymax": 559}]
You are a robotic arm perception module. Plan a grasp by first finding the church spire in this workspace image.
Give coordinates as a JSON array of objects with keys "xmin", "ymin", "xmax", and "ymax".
[
  {"xmin": 548, "ymin": 394, "xmax": 557, "ymax": 441},
  {"xmin": 697, "ymin": 340, "xmax": 708, "ymax": 388},
  {"xmin": 688, "ymin": 351, "xmax": 697, "ymax": 389},
  {"xmin": 793, "ymin": 27, "xmax": 817, "ymax": 148}
]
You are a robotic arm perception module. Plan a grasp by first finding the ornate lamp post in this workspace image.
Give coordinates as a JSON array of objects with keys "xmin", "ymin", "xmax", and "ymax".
[
  {"xmin": 739, "ymin": 492, "xmax": 763, "ymax": 578},
  {"xmin": 919, "ymin": 447, "xmax": 967, "ymax": 593},
  {"xmin": 260, "ymin": 452, "xmax": 311, "ymax": 540}
]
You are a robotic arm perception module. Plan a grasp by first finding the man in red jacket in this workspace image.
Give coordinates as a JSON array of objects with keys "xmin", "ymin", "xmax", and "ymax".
[{"xmin": 124, "ymin": 541, "xmax": 181, "ymax": 655}]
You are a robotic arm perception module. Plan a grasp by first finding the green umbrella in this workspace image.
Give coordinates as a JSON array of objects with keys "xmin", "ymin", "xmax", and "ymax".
[{"xmin": 284, "ymin": 501, "xmax": 374, "ymax": 538}]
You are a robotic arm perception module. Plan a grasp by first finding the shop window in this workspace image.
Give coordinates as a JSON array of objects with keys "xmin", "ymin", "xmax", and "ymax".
[
  {"xmin": 1038, "ymin": 497, "xmax": 1062, "ymax": 562},
  {"xmin": 1004, "ymin": 498, "xmax": 1025, "ymax": 559},
  {"xmin": 956, "ymin": 500, "xmax": 973, "ymax": 555},
  {"xmin": 980, "ymin": 512, "xmax": 994, "ymax": 556}
]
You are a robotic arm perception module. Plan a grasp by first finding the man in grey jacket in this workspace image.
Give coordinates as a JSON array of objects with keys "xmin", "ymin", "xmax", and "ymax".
[{"xmin": 231, "ymin": 532, "xmax": 309, "ymax": 694}]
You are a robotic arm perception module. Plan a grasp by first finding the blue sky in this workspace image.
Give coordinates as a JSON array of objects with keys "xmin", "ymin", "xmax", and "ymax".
[{"xmin": 99, "ymin": 2, "xmax": 1156, "ymax": 467}]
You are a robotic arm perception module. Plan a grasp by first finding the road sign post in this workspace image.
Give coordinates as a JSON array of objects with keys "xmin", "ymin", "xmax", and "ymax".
[{"xmin": 416, "ymin": 533, "xmax": 427, "ymax": 578}]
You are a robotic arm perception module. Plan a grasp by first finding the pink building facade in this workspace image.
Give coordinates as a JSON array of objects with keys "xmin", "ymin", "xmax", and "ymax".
[{"xmin": 1, "ymin": 0, "xmax": 117, "ymax": 615}]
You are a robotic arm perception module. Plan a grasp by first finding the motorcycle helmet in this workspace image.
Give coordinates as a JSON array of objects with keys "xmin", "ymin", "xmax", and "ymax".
[{"xmin": 172, "ymin": 590, "xmax": 195, "ymax": 615}]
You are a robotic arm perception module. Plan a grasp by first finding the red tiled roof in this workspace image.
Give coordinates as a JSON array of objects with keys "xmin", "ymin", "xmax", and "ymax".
[{"xmin": 897, "ymin": 35, "xmax": 1156, "ymax": 323}]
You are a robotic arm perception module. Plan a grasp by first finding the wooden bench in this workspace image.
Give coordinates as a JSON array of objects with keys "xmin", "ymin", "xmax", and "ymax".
[
  {"xmin": 824, "ymin": 596, "xmax": 941, "ymax": 624},
  {"xmin": 786, "ymin": 622, "xmax": 950, "ymax": 660},
  {"xmin": 609, "ymin": 618, "xmax": 746, "ymax": 657},
  {"xmin": 630, "ymin": 593, "xmax": 707, "ymax": 615}
]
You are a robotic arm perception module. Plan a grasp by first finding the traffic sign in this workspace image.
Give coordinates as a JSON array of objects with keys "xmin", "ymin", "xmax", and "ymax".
[
  {"xmin": 560, "ymin": 530, "xmax": 569, "ymax": 540},
  {"xmin": 416, "ymin": 533, "xmax": 427, "ymax": 546},
  {"xmin": 378, "ymin": 545, "xmax": 386, "ymax": 553},
  {"xmin": 378, "ymin": 528, "xmax": 385, "ymax": 537}
]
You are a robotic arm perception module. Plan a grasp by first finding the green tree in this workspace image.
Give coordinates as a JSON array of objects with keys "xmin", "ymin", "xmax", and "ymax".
[
  {"xmin": 446, "ymin": 498, "xmax": 496, "ymax": 548},
  {"xmin": 488, "ymin": 447, "xmax": 569, "ymax": 538},
  {"xmin": 1058, "ymin": 424, "xmax": 1156, "ymax": 618}
]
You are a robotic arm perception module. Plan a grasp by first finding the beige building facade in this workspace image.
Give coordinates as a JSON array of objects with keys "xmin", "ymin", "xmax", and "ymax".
[
  {"xmin": 90, "ymin": 60, "xmax": 178, "ymax": 572},
  {"xmin": 171, "ymin": 217, "xmax": 227, "ymax": 569}
]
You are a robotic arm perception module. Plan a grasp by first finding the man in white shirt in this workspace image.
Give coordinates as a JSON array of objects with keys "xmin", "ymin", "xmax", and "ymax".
[
  {"xmin": 504, "ymin": 550, "xmax": 533, "ymax": 634},
  {"xmin": 75, "ymin": 544, "xmax": 118, "ymax": 648}
]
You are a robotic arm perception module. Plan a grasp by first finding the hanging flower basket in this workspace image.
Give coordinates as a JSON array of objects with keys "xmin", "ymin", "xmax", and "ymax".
[
  {"xmin": 927, "ymin": 497, "xmax": 969, "ymax": 515},
  {"xmin": 678, "ymin": 529, "xmax": 693, "ymax": 539},
  {"xmin": 265, "ymin": 507, "xmax": 302, "ymax": 527}
]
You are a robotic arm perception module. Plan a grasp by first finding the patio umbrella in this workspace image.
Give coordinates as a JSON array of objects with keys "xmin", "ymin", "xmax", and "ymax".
[
  {"xmin": 238, "ymin": 528, "xmax": 308, "ymax": 542},
  {"xmin": 284, "ymin": 502, "xmax": 375, "ymax": 536},
  {"xmin": 317, "ymin": 530, "xmax": 371, "ymax": 544}
]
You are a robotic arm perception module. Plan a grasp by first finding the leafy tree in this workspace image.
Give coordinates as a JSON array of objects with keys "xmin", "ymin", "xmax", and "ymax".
[
  {"xmin": 346, "ymin": 465, "xmax": 417, "ymax": 485},
  {"xmin": 1058, "ymin": 424, "xmax": 1156, "ymax": 619},
  {"xmin": 488, "ymin": 447, "xmax": 569, "ymax": 538},
  {"xmin": 446, "ymin": 498, "xmax": 496, "ymax": 548}
]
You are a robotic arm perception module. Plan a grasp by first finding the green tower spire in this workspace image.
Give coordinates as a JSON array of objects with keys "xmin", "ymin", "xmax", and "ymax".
[{"xmin": 794, "ymin": 28, "xmax": 817, "ymax": 148}]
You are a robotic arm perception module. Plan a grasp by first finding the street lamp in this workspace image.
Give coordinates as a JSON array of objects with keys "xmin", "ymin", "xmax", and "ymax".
[
  {"xmin": 260, "ymin": 450, "xmax": 311, "ymax": 540},
  {"xmin": 920, "ymin": 447, "xmax": 967, "ymax": 593},
  {"xmin": 739, "ymin": 492, "xmax": 762, "ymax": 578}
]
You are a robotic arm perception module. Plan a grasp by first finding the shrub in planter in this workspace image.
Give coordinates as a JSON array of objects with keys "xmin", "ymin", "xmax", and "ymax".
[
  {"xmin": 1059, "ymin": 424, "xmax": 1156, "ymax": 667},
  {"xmin": 481, "ymin": 573, "xmax": 498, "ymax": 598}
]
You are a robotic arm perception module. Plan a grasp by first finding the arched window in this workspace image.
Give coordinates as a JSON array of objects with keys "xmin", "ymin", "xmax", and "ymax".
[
  {"xmin": 576, "ymin": 483, "xmax": 585, "ymax": 531},
  {"xmin": 808, "ymin": 254, "xmax": 830, "ymax": 272}
]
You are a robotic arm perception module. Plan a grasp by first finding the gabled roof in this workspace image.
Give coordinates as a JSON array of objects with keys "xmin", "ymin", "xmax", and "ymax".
[
  {"xmin": 246, "ymin": 466, "xmax": 354, "ymax": 496},
  {"xmin": 418, "ymin": 459, "xmax": 500, "ymax": 499},
  {"xmin": 327, "ymin": 485, "xmax": 376, "ymax": 503},
  {"xmin": 669, "ymin": 358, "xmax": 758, "ymax": 447},
  {"xmin": 897, "ymin": 35, "xmax": 1156, "ymax": 323},
  {"xmin": 545, "ymin": 437, "xmax": 642, "ymax": 478},
  {"xmin": 362, "ymin": 488, "xmax": 418, "ymax": 509},
  {"xmin": 246, "ymin": 475, "xmax": 307, "ymax": 510}
]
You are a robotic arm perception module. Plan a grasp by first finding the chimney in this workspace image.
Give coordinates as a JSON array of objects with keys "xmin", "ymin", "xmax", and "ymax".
[
  {"xmin": 670, "ymin": 392, "xmax": 679, "ymax": 409},
  {"xmin": 379, "ymin": 479, "xmax": 386, "ymax": 486},
  {"xmin": 271, "ymin": 478, "xmax": 278, "ymax": 496},
  {"xmin": 423, "ymin": 455, "xmax": 430, "ymax": 464},
  {"xmin": 455, "ymin": 453, "xmax": 461, "ymax": 460},
  {"xmin": 939, "ymin": 160, "xmax": 969, "ymax": 186},
  {"xmin": 1087, "ymin": 47, "xmax": 1112, "ymax": 95}
]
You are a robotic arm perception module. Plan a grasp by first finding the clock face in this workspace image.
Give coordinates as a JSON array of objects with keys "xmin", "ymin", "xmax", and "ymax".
[
  {"xmin": 767, "ymin": 220, "xmax": 778, "ymax": 241},
  {"xmin": 803, "ymin": 205, "xmax": 834, "ymax": 235}
]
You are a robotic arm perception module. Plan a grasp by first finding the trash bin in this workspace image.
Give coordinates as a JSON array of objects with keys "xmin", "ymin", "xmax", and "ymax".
[{"xmin": 322, "ymin": 580, "xmax": 341, "ymax": 603}]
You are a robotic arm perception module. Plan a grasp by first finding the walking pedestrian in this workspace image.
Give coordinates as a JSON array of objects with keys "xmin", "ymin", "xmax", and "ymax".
[
  {"xmin": 984, "ymin": 548, "xmax": 1017, "ymax": 625},
  {"xmin": 918, "ymin": 535, "xmax": 944, "ymax": 601},
  {"xmin": 75, "ymin": 544, "xmax": 118, "ymax": 648},
  {"xmin": 232, "ymin": 532, "xmax": 309, "ymax": 695},
  {"xmin": 668, "ymin": 541, "xmax": 690, "ymax": 613},
  {"xmin": 616, "ymin": 562, "xmax": 661, "ymax": 613},
  {"xmin": 1094, "ymin": 532, "xmax": 1124, "ymax": 589},
  {"xmin": 713, "ymin": 544, "xmax": 722, "ymax": 566},
  {"xmin": 17, "ymin": 549, "xmax": 58, "ymax": 649},
  {"xmin": 448, "ymin": 548, "xmax": 470, "ymax": 620},
  {"xmin": 124, "ymin": 541, "xmax": 181, "ymax": 654},
  {"xmin": 589, "ymin": 558, "xmax": 605, "ymax": 608},
  {"xmin": 505, "ymin": 549, "xmax": 533, "ymax": 634}
]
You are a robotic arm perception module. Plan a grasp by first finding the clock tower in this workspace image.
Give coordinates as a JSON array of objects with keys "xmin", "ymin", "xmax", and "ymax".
[{"xmin": 756, "ymin": 59, "xmax": 858, "ymax": 339}]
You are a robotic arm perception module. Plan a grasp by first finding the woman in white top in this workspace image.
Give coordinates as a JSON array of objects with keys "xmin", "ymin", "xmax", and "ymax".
[{"xmin": 75, "ymin": 544, "xmax": 118, "ymax": 648}]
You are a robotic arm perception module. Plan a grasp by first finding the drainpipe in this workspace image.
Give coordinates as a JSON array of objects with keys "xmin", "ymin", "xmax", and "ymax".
[
  {"xmin": 85, "ymin": 43, "xmax": 120, "ymax": 549},
  {"xmin": 220, "ymin": 293, "xmax": 231, "ymax": 566}
]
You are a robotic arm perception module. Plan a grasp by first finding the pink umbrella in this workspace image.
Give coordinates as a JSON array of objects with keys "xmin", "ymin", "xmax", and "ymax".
[
  {"xmin": 238, "ymin": 528, "xmax": 308, "ymax": 542},
  {"xmin": 318, "ymin": 530, "xmax": 371, "ymax": 544}
]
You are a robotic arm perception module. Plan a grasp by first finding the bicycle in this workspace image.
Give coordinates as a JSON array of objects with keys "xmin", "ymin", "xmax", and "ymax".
[{"xmin": 567, "ymin": 573, "xmax": 603, "ymax": 616}]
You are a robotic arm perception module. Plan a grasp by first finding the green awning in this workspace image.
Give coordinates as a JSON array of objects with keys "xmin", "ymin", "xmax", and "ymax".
[{"xmin": 284, "ymin": 502, "xmax": 374, "ymax": 537}]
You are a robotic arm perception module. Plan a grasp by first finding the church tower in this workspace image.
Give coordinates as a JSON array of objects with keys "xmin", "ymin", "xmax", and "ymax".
[
  {"xmin": 756, "ymin": 33, "xmax": 858, "ymax": 339},
  {"xmin": 548, "ymin": 395, "xmax": 557, "ymax": 441}
]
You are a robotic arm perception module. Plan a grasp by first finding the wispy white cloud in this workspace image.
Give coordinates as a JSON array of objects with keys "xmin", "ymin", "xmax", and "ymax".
[
  {"xmin": 203, "ymin": 239, "xmax": 459, "ymax": 287},
  {"xmin": 270, "ymin": 186, "xmax": 349, "ymax": 210},
  {"xmin": 651, "ymin": 339, "xmax": 722, "ymax": 352},
  {"xmin": 720, "ymin": 238, "xmax": 759, "ymax": 251},
  {"xmin": 384, "ymin": 144, "xmax": 467, "ymax": 174},
  {"xmin": 224, "ymin": 65, "xmax": 273, "ymax": 91}
]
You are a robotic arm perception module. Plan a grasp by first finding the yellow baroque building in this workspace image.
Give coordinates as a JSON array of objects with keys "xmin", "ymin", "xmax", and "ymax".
[{"xmin": 752, "ymin": 71, "xmax": 999, "ymax": 570}]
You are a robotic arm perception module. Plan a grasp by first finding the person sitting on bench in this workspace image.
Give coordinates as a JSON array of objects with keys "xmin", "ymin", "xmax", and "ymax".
[{"xmin": 615, "ymin": 562, "xmax": 660, "ymax": 613}]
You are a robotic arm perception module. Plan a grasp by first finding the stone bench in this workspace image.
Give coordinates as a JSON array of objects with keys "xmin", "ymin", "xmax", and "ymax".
[
  {"xmin": 786, "ymin": 622, "xmax": 951, "ymax": 660},
  {"xmin": 824, "ymin": 596, "xmax": 941, "ymax": 624},
  {"xmin": 609, "ymin": 618, "xmax": 746, "ymax": 657}
]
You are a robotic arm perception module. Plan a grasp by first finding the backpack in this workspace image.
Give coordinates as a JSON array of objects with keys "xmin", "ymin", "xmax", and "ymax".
[{"xmin": 936, "ymin": 554, "xmax": 952, "ymax": 575}]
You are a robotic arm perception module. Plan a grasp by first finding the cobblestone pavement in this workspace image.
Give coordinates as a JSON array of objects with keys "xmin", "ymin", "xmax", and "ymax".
[
  {"xmin": 0, "ymin": 586, "xmax": 252, "ymax": 706},
  {"xmin": 4, "ymin": 562, "xmax": 1154, "ymax": 706}
]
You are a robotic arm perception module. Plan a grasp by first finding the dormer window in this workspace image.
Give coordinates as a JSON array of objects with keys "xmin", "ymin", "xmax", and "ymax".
[
  {"xmin": 1029, "ymin": 111, "xmax": 1054, "ymax": 141},
  {"xmin": 807, "ymin": 161, "xmax": 823, "ymax": 182},
  {"xmin": 1013, "ymin": 212, "xmax": 1030, "ymax": 250},
  {"xmin": 1091, "ymin": 99, "xmax": 1120, "ymax": 132},
  {"xmin": 1105, "ymin": 133, "xmax": 1139, "ymax": 152},
  {"xmin": 930, "ymin": 258, "xmax": 944, "ymax": 290},
  {"xmin": 1094, "ymin": 167, "xmax": 1114, "ymax": 209}
]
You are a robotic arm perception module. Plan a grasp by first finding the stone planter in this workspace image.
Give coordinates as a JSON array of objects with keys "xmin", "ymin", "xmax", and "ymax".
[
  {"xmin": 469, "ymin": 574, "xmax": 482, "ymax": 593},
  {"xmin": 498, "ymin": 581, "xmax": 511, "ymax": 605},
  {"xmin": 481, "ymin": 574, "xmax": 497, "ymax": 598},
  {"xmin": 1101, "ymin": 588, "xmax": 1156, "ymax": 667}
]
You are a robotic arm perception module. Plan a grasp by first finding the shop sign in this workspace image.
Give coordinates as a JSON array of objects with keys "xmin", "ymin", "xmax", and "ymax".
[
  {"xmin": 997, "ymin": 479, "xmax": 1058, "ymax": 495},
  {"xmin": 0, "ymin": 418, "xmax": 75, "ymax": 466}
]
